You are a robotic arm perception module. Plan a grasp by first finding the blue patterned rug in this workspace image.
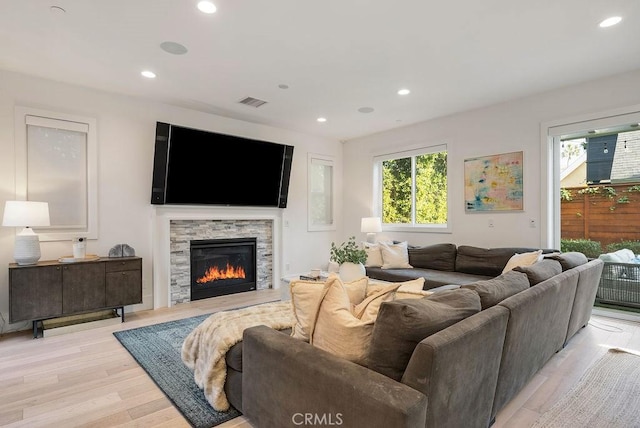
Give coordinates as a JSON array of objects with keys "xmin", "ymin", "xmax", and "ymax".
[{"xmin": 113, "ymin": 314, "xmax": 240, "ymax": 428}]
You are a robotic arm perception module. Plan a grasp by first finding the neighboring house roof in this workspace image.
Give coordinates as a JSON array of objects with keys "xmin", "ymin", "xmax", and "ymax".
[{"xmin": 611, "ymin": 130, "xmax": 640, "ymax": 183}]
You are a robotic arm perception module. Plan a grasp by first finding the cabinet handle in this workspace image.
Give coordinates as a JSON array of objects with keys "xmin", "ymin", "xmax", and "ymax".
[
  {"xmin": 121, "ymin": 262, "xmax": 126, "ymax": 265},
  {"xmin": 56, "ymin": 267, "xmax": 60, "ymax": 270},
  {"xmin": 122, "ymin": 272, "xmax": 126, "ymax": 275}
]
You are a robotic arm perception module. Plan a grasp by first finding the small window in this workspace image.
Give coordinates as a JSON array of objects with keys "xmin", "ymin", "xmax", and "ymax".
[
  {"xmin": 308, "ymin": 153, "xmax": 335, "ymax": 231},
  {"xmin": 374, "ymin": 145, "xmax": 448, "ymax": 231},
  {"xmin": 14, "ymin": 107, "xmax": 98, "ymax": 241}
]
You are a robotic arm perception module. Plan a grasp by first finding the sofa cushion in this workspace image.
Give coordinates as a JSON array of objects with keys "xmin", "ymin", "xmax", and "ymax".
[
  {"xmin": 365, "ymin": 266, "xmax": 493, "ymax": 290},
  {"xmin": 408, "ymin": 243, "xmax": 457, "ymax": 271},
  {"xmin": 514, "ymin": 259, "xmax": 563, "ymax": 285},
  {"xmin": 456, "ymin": 246, "xmax": 548, "ymax": 277},
  {"xmin": 461, "ymin": 270, "xmax": 530, "ymax": 309},
  {"xmin": 380, "ymin": 241, "xmax": 413, "ymax": 269},
  {"xmin": 310, "ymin": 275, "xmax": 401, "ymax": 365},
  {"xmin": 547, "ymin": 252, "xmax": 588, "ymax": 271},
  {"xmin": 289, "ymin": 276, "xmax": 368, "ymax": 341},
  {"xmin": 367, "ymin": 288, "xmax": 481, "ymax": 381},
  {"xmin": 502, "ymin": 250, "xmax": 543, "ymax": 273}
]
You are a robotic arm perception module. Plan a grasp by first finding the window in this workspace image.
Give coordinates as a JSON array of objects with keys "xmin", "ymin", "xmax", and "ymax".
[
  {"xmin": 308, "ymin": 153, "xmax": 335, "ymax": 231},
  {"xmin": 374, "ymin": 145, "xmax": 448, "ymax": 231},
  {"xmin": 14, "ymin": 107, "xmax": 98, "ymax": 241}
]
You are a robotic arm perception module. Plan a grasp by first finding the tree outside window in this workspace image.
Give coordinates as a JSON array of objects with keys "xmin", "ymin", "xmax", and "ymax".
[{"xmin": 377, "ymin": 147, "xmax": 447, "ymax": 228}]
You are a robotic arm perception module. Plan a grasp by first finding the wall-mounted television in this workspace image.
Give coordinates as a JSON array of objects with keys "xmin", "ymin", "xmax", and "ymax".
[{"xmin": 151, "ymin": 122, "xmax": 294, "ymax": 207}]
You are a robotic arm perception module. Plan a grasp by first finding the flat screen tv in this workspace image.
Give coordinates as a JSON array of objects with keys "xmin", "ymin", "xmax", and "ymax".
[{"xmin": 151, "ymin": 122, "xmax": 294, "ymax": 207}]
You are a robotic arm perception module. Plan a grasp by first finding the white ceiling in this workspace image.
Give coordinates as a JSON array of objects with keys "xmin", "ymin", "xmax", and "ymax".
[{"xmin": 1, "ymin": 0, "xmax": 639, "ymax": 141}]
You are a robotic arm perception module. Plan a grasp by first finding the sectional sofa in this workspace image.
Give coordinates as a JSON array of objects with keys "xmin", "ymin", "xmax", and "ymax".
[
  {"xmin": 365, "ymin": 243, "xmax": 558, "ymax": 289},
  {"xmin": 240, "ymin": 251, "xmax": 604, "ymax": 428}
]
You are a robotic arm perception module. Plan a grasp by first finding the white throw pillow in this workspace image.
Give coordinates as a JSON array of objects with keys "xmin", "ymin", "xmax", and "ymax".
[
  {"xmin": 502, "ymin": 250, "xmax": 543, "ymax": 274},
  {"xmin": 380, "ymin": 241, "xmax": 413, "ymax": 269},
  {"xmin": 310, "ymin": 275, "xmax": 400, "ymax": 365},
  {"xmin": 289, "ymin": 275, "xmax": 368, "ymax": 342},
  {"xmin": 363, "ymin": 242, "xmax": 384, "ymax": 267}
]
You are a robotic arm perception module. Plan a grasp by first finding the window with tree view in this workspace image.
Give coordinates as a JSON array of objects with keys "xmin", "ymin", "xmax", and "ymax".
[{"xmin": 376, "ymin": 146, "xmax": 448, "ymax": 228}]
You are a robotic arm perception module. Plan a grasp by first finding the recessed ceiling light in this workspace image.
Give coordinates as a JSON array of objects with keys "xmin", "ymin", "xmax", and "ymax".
[
  {"xmin": 397, "ymin": 88, "xmax": 411, "ymax": 95},
  {"xmin": 141, "ymin": 70, "xmax": 156, "ymax": 79},
  {"xmin": 599, "ymin": 16, "xmax": 622, "ymax": 28},
  {"xmin": 278, "ymin": 84, "xmax": 289, "ymax": 89},
  {"xmin": 197, "ymin": 1, "xmax": 217, "ymax": 14},
  {"xmin": 160, "ymin": 41, "xmax": 188, "ymax": 55},
  {"xmin": 317, "ymin": 117, "xmax": 327, "ymax": 123},
  {"xmin": 50, "ymin": 5, "xmax": 66, "ymax": 14},
  {"xmin": 358, "ymin": 107, "xmax": 375, "ymax": 113}
]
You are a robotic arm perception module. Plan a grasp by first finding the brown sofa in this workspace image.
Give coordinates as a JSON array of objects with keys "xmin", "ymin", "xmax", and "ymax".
[
  {"xmin": 365, "ymin": 243, "xmax": 558, "ymax": 289},
  {"xmin": 240, "ymin": 253, "xmax": 603, "ymax": 428}
]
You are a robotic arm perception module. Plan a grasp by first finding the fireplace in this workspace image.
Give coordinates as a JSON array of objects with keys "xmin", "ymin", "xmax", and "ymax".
[{"xmin": 190, "ymin": 237, "xmax": 257, "ymax": 300}]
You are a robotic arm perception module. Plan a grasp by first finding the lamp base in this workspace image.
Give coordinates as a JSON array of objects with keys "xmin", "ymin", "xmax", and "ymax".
[
  {"xmin": 14, "ymin": 233, "xmax": 42, "ymax": 265},
  {"xmin": 366, "ymin": 233, "xmax": 377, "ymax": 244}
]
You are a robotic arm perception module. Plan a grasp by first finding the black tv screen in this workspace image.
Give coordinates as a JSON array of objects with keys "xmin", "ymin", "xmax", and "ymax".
[{"xmin": 151, "ymin": 122, "xmax": 294, "ymax": 207}]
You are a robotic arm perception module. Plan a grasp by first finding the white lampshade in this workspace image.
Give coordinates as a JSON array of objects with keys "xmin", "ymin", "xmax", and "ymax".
[
  {"xmin": 2, "ymin": 201, "xmax": 50, "ymax": 227},
  {"xmin": 361, "ymin": 217, "xmax": 382, "ymax": 243},
  {"xmin": 2, "ymin": 201, "xmax": 50, "ymax": 265},
  {"xmin": 361, "ymin": 217, "xmax": 382, "ymax": 233}
]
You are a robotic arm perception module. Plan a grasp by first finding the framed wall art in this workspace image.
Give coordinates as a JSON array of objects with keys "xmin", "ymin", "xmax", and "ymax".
[{"xmin": 464, "ymin": 151, "xmax": 523, "ymax": 212}]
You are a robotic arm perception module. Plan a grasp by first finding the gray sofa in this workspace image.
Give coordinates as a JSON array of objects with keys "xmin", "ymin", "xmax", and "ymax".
[
  {"xmin": 365, "ymin": 243, "xmax": 558, "ymax": 289},
  {"xmin": 241, "ymin": 253, "xmax": 604, "ymax": 428}
]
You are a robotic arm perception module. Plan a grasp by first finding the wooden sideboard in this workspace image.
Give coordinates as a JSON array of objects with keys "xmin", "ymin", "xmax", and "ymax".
[{"xmin": 9, "ymin": 257, "xmax": 142, "ymax": 337}]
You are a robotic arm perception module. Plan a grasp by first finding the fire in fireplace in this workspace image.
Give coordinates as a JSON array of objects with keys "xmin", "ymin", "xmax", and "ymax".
[{"xmin": 190, "ymin": 237, "xmax": 257, "ymax": 300}]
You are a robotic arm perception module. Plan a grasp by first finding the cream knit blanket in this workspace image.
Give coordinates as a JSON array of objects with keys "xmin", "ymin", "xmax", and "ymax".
[{"xmin": 181, "ymin": 300, "xmax": 295, "ymax": 411}]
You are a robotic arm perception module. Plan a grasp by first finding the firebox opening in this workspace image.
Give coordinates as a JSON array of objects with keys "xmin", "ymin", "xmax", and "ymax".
[{"xmin": 190, "ymin": 237, "xmax": 257, "ymax": 300}]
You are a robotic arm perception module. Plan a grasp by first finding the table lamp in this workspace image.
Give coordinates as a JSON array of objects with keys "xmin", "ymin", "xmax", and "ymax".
[
  {"xmin": 361, "ymin": 217, "xmax": 382, "ymax": 243},
  {"xmin": 2, "ymin": 201, "xmax": 50, "ymax": 265}
]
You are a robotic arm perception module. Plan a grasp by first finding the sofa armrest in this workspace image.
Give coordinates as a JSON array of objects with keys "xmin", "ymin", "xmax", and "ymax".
[{"xmin": 242, "ymin": 325, "xmax": 427, "ymax": 428}]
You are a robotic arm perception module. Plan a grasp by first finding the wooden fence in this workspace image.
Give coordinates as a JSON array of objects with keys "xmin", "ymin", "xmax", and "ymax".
[{"xmin": 561, "ymin": 183, "xmax": 640, "ymax": 249}]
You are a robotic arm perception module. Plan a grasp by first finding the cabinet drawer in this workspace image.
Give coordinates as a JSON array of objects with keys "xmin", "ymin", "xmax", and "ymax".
[{"xmin": 105, "ymin": 258, "xmax": 141, "ymax": 272}]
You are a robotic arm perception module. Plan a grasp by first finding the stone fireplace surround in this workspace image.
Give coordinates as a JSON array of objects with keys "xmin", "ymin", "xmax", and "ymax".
[{"xmin": 152, "ymin": 208, "xmax": 281, "ymax": 308}]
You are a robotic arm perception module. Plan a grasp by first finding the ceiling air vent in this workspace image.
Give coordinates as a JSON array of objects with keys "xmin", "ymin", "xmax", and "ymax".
[{"xmin": 238, "ymin": 96, "xmax": 268, "ymax": 108}]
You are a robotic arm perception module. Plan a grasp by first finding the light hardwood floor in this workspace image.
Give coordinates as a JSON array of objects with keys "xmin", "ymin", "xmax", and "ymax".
[{"xmin": 0, "ymin": 289, "xmax": 638, "ymax": 428}]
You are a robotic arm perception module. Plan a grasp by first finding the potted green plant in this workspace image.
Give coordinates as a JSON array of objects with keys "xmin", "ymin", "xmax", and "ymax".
[{"xmin": 330, "ymin": 236, "xmax": 367, "ymax": 281}]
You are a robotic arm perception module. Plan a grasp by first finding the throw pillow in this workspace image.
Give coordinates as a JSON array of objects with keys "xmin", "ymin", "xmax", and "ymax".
[
  {"xmin": 367, "ymin": 288, "xmax": 481, "ymax": 381},
  {"xmin": 363, "ymin": 241, "xmax": 385, "ymax": 267},
  {"xmin": 380, "ymin": 241, "xmax": 413, "ymax": 269},
  {"xmin": 366, "ymin": 278, "xmax": 430, "ymax": 302},
  {"xmin": 366, "ymin": 277, "xmax": 425, "ymax": 297},
  {"xmin": 502, "ymin": 250, "xmax": 543, "ymax": 273},
  {"xmin": 547, "ymin": 252, "xmax": 588, "ymax": 271},
  {"xmin": 310, "ymin": 276, "xmax": 401, "ymax": 365},
  {"xmin": 461, "ymin": 270, "xmax": 530, "ymax": 309},
  {"xmin": 514, "ymin": 259, "xmax": 563, "ymax": 285},
  {"xmin": 289, "ymin": 275, "xmax": 368, "ymax": 342}
]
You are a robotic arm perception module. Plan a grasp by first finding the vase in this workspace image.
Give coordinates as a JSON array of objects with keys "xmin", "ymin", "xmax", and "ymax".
[{"xmin": 339, "ymin": 262, "xmax": 366, "ymax": 282}]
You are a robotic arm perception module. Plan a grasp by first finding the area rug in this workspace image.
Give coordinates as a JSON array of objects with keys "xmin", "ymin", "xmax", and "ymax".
[
  {"xmin": 531, "ymin": 348, "xmax": 640, "ymax": 428},
  {"xmin": 113, "ymin": 313, "xmax": 240, "ymax": 428}
]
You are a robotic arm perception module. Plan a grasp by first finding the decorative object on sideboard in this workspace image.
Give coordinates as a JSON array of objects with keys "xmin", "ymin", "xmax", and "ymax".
[
  {"xmin": 330, "ymin": 236, "xmax": 367, "ymax": 282},
  {"xmin": 109, "ymin": 243, "xmax": 136, "ymax": 257},
  {"xmin": 72, "ymin": 237, "xmax": 87, "ymax": 259},
  {"xmin": 361, "ymin": 217, "xmax": 382, "ymax": 243},
  {"xmin": 2, "ymin": 200, "xmax": 50, "ymax": 265}
]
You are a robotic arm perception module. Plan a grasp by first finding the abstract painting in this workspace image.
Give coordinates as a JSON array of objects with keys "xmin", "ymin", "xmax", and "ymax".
[{"xmin": 464, "ymin": 151, "xmax": 523, "ymax": 212}]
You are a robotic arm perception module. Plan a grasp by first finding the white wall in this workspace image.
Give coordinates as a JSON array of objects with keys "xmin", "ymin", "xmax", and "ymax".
[
  {"xmin": 343, "ymin": 70, "xmax": 640, "ymax": 249},
  {"xmin": 0, "ymin": 70, "xmax": 342, "ymax": 333}
]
